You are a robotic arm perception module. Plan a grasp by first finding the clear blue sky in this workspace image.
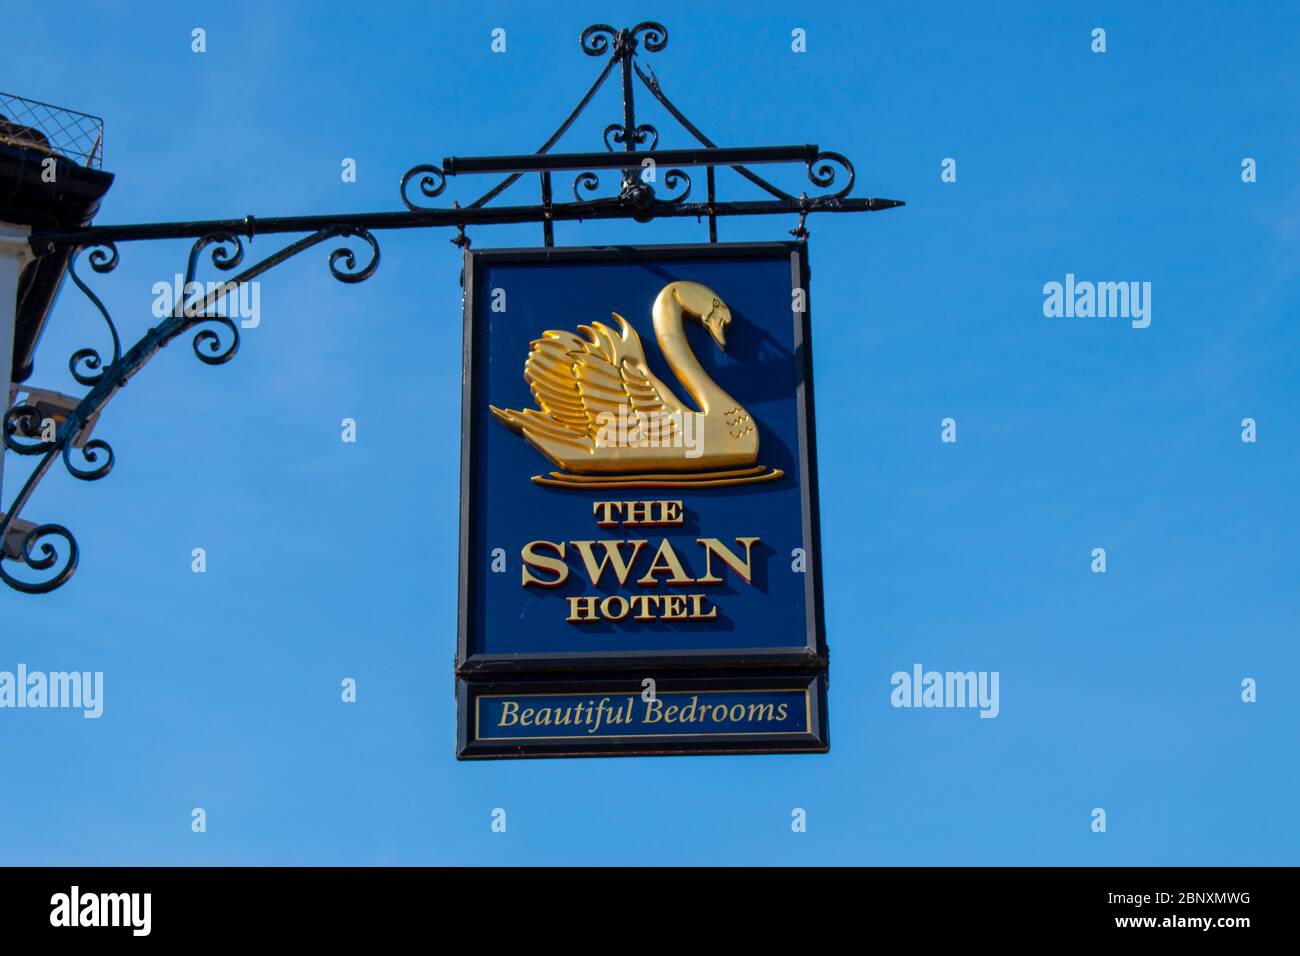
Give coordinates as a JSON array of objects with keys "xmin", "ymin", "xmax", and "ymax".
[{"xmin": 2, "ymin": 0, "xmax": 1297, "ymax": 864}]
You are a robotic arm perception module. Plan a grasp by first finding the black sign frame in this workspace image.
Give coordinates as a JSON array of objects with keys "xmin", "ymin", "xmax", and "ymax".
[{"xmin": 456, "ymin": 241, "xmax": 829, "ymax": 758}]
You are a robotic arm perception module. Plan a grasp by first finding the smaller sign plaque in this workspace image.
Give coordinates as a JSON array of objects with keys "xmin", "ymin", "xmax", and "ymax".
[{"xmin": 459, "ymin": 675, "xmax": 826, "ymax": 759}]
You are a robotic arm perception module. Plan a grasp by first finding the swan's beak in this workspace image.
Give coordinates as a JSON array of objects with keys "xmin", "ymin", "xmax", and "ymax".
[{"xmin": 707, "ymin": 311, "xmax": 729, "ymax": 351}]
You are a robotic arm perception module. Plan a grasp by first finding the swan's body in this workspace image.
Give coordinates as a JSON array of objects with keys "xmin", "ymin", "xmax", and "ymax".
[{"xmin": 490, "ymin": 281, "xmax": 759, "ymax": 474}]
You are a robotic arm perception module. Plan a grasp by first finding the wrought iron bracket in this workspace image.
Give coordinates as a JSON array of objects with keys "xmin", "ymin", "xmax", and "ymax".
[{"xmin": 1, "ymin": 21, "xmax": 902, "ymax": 593}]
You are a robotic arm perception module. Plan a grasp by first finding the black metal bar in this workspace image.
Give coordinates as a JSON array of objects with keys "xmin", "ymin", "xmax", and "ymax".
[
  {"xmin": 707, "ymin": 166, "xmax": 717, "ymax": 243},
  {"xmin": 30, "ymin": 195, "xmax": 903, "ymax": 251},
  {"xmin": 540, "ymin": 171, "xmax": 553, "ymax": 247},
  {"xmin": 469, "ymin": 49, "xmax": 620, "ymax": 209},
  {"xmin": 634, "ymin": 59, "xmax": 797, "ymax": 203},
  {"xmin": 1, "ymin": 225, "xmax": 383, "ymax": 591},
  {"xmin": 618, "ymin": 29, "xmax": 637, "ymax": 188},
  {"xmin": 443, "ymin": 145, "xmax": 817, "ymax": 177},
  {"xmin": 4, "ymin": 19, "xmax": 906, "ymax": 595}
]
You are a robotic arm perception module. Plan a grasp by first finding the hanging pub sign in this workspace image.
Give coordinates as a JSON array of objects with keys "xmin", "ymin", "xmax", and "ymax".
[
  {"xmin": 5, "ymin": 25, "xmax": 896, "ymax": 766},
  {"xmin": 456, "ymin": 242, "xmax": 828, "ymax": 758}
]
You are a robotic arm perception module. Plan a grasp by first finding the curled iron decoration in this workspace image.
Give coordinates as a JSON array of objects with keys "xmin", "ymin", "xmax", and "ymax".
[
  {"xmin": 572, "ymin": 171, "xmax": 602, "ymax": 201},
  {"xmin": 400, "ymin": 163, "xmax": 448, "ymax": 211},
  {"xmin": 580, "ymin": 24, "xmax": 619, "ymax": 56},
  {"xmin": 1, "ymin": 223, "xmax": 387, "ymax": 594},
  {"xmin": 604, "ymin": 123, "xmax": 659, "ymax": 151},
  {"xmin": 3, "ymin": 404, "xmax": 51, "ymax": 455},
  {"xmin": 572, "ymin": 166, "xmax": 691, "ymax": 209},
  {"xmin": 806, "ymin": 150, "xmax": 856, "ymax": 201},
  {"xmin": 581, "ymin": 21, "xmax": 667, "ymax": 57},
  {"xmin": 3, "ymin": 20, "xmax": 899, "ymax": 596},
  {"xmin": 62, "ymin": 438, "xmax": 115, "ymax": 482},
  {"xmin": 207, "ymin": 232, "xmax": 245, "ymax": 272},
  {"xmin": 630, "ymin": 22, "xmax": 668, "ymax": 52},
  {"xmin": 66, "ymin": 244, "xmax": 122, "ymax": 387},
  {"xmin": 184, "ymin": 232, "xmax": 246, "ymax": 366},
  {"xmin": 191, "ymin": 315, "xmax": 240, "ymax": 366},
  {"xmin": 0, "ymin": 523, "xmax": 79, "ymax": 595},
  {"xmin": 660, "ymin": 168, "xmax": 692, "ymax": 204},
  {"xmin": 328, "ymin": 228, "xmax": 381, "ymax": 284},
  {"xmin": 86, "ymin": 242, "xmax": 119, "ymax": 274}
]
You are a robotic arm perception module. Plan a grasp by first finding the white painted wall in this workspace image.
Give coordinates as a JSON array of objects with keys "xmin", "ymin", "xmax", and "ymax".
[{"xmin": 0, "ymin": 222, "xmax": 34, "ymax": 516}]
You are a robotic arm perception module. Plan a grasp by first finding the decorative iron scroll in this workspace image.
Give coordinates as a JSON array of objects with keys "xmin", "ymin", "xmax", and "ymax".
[
  {"xmin": 3, "ymin": 21, "xmax": 901, "ymax": 593},
  {"xmin": 1, "ymin": 228, "xmax": 379, "ymax": 592}
]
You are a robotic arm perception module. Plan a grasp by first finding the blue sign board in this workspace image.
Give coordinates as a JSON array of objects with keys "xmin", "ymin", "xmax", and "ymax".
[{"xmin": 456, "ymin": 243, "xmax": 827, "ymax": 758}]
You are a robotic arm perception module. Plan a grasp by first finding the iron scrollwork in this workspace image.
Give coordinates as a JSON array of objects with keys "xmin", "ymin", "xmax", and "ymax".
[
  {"xmin": 604, "ymin": 122, "xmax": 658, "ymax": 151},
  {"xmin": 4, "ymin": 20, "xmax": 900, "ymax": 594},
  {"xmin": 806, "ymin": 150, "xmax": 856, "ymax": 202},
  {"xmin": 400, "ymin": 163, "xmax": 448, "ymax": 212},
  {"xmin": 0, "ymin": 522, "xmax": 79, "ymax": 595},
  {"xmin": 0, "ymin": 225, "xmax": 384, "ymax": 592},
  {"xmin": 66, "ymin": 243, "xmax": 122, "ymax": 386},
  {"xmin": 579, "ymin": 23, "xmax": 669, "ymax": 57}
]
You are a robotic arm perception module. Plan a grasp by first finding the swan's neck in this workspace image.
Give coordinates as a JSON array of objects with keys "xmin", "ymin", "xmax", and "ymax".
[{"xmin": 652, "ymin": 288, "xmax": 740, "ymax": 415}]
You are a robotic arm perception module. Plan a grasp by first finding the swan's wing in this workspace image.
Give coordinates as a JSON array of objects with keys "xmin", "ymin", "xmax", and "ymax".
[
  {"xmin": 610, "ymin": 314, "xmax": 685, "ymax": 429},
  {"xmin": 517, "ymin": 314, "xmax": 681, "ymax": 441},
  {"xmin": 520, "ymin": 330, "xmax": 598, "ymax": 436}
]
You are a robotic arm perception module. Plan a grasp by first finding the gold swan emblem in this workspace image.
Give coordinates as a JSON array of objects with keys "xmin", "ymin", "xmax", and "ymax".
[{"xmin": 490, "ymin": 280, "xmax": 784, "ymax": 488}]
